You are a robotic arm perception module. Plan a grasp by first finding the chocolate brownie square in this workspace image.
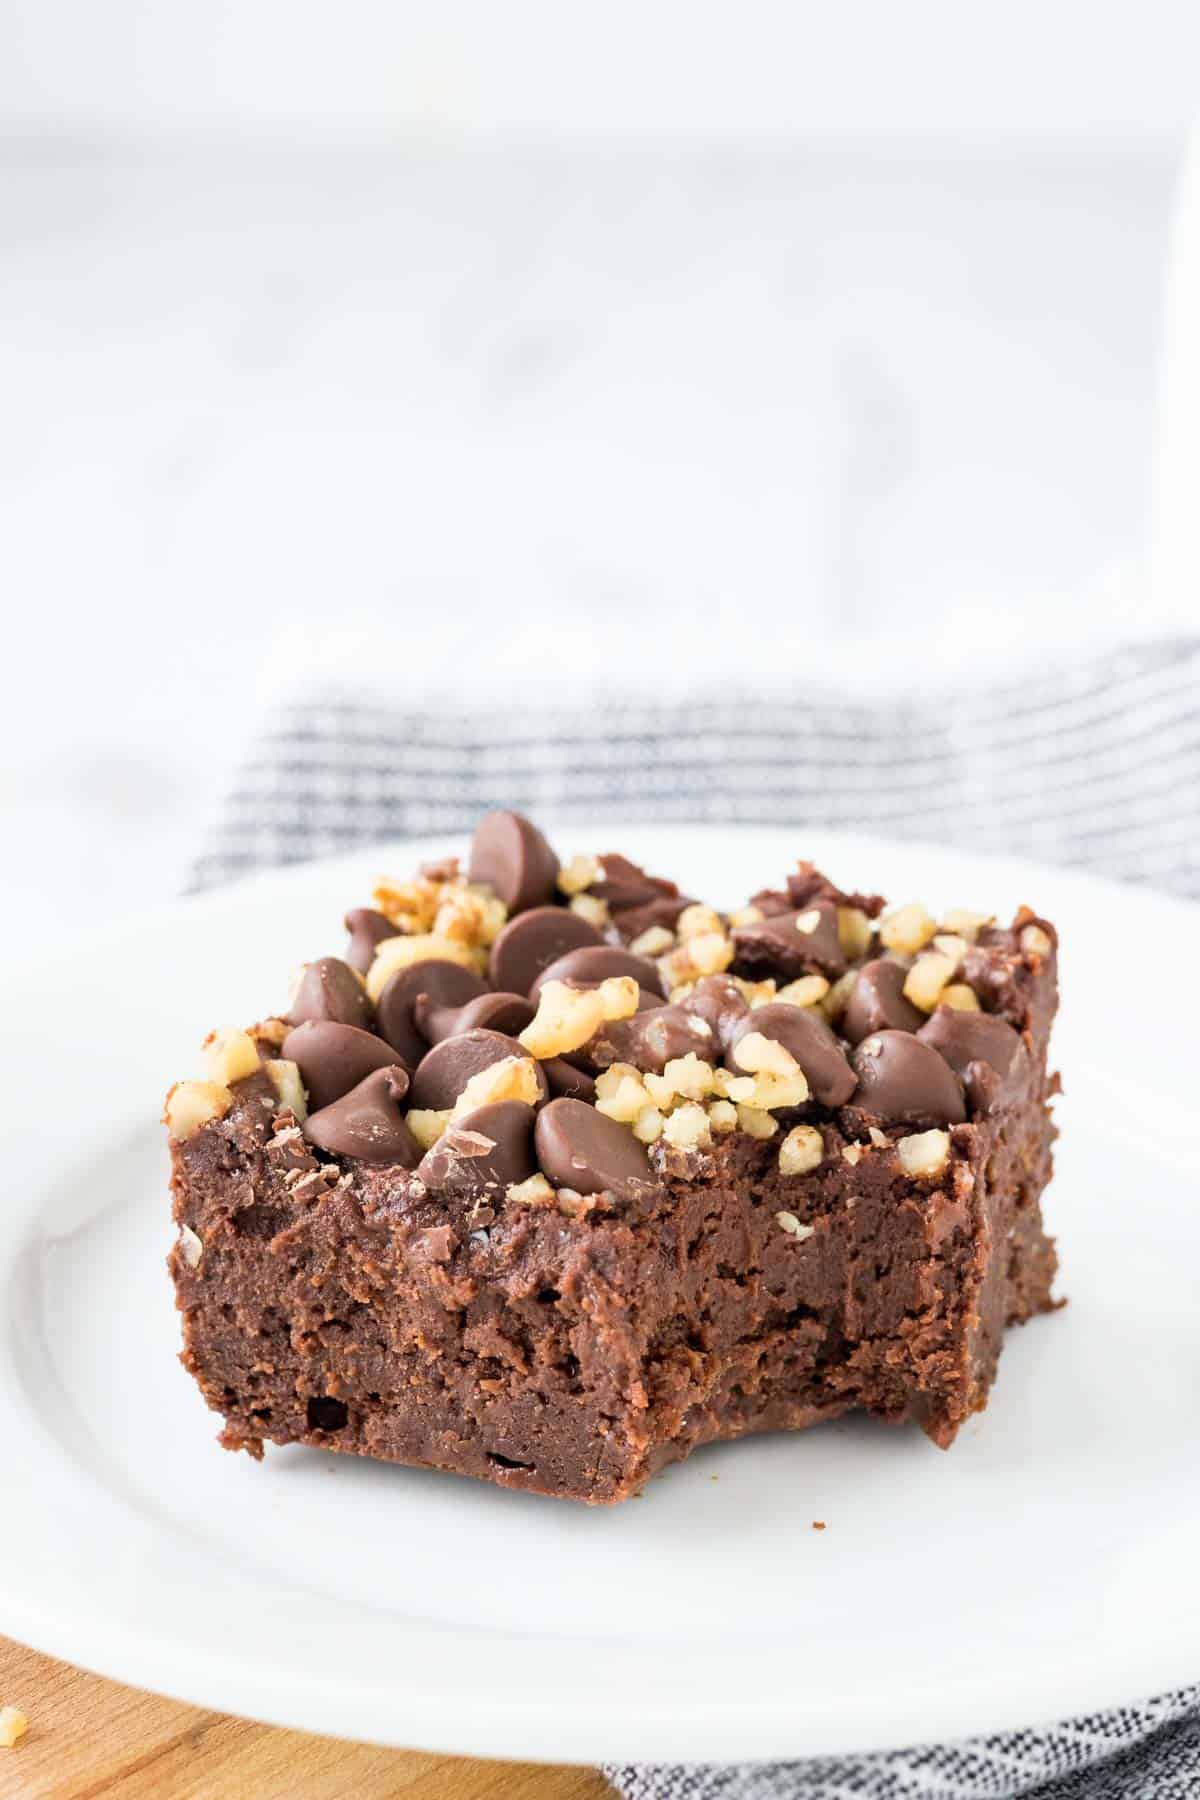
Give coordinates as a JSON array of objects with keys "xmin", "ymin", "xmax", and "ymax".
[{"xmin": 166, "ymin": 813, "xmax": 1059, "ymax": 1503}]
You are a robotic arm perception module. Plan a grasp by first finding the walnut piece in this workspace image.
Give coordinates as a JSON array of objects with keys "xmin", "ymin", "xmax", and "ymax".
[
  {"xmin": 556, "ymin": 853, "xmax": 601, "ymax": 896},
  {"xmin": 775, "ymin": 974, "xmax": 830, "ymax": 1010},
  {"xmin": 177, "ymin": 1223, "xmax": 204, "ymax": 1269},
  {"xmin": 836, "ymin": 905, "xmax": 873, "ymax": 959},
  {"xmin": 0, "ymin": 1707, "xmax": 28, "ymax": 1750},
  {"xmin": 519, "ymin": 976, "xmax": 638, "ymax": 1059},
  {"xmin": 731, "ymin": 1031, "xmax": 801, "ymax": 1078},
  {"xmin": 903, "ymin": 950, "xmax": 958, "ymax": 1013},
  {"xmin": 202, "ymin": 1026, "xmax": 261, "ymax": 1087},
  {"xmin": 1020, "ymin": 923, "xmax": 1053, "ymax": 958},
  {"xmin": 940, "ymin": 907, "xmax": 993, "ymax": 941},
  {"xmin": 736, "ymin": 1104, "xmax": 778, "ymax": 1139},
  {"xmin": 879, "ymin": 902, "xmax": 936, "ymax": 955},
  {"xmin": 164, "ymin": 1080, "xmax": 233, "ymax": 1142},
  {"xmin": 775, "ymin": 1210, "xmax": 815, "ymax": 1240},
  {"xmin": 265, "ymin": 1058, "xmax": 307, "ymax": 1122},
  {"xmin": 661, "ymin": 1102, "xmax": 712, "ymax": 1149},
  {"xmin": 629, "ymin": 923, "xmax": 675, "ymax": 957},
  {"xmin": 941, "ymin": 983, "xmax": 981, "ymax": 1011},
  {"xmin": 595, "ymin": 1064, "xmax": 653, "ymax": 1123},
  {"xmin": 506, "ymin": 1173, "xmax": 556, "ymax": 1206},
  {"xmin": 897, "ymin": 1129, "xmax": 951, "ymax": 1178},
  {"xmin": 643, "ymin": 1053, "xmax": 718, "ymax": 1107},
  {"xmin": 407, "ymin": 1108, "xmax": 453, "ymax": 1150},
  {"xmin": 779, "ymin": 1124, "xmax": 824, "ymax": 1175},
  {"xmin": 569, "ymin": 892, "xmax": 610, "ymax": 929},
  {"xmin": 452, "ymin": 1055, "xmax": 542, "ymax": 1118}
]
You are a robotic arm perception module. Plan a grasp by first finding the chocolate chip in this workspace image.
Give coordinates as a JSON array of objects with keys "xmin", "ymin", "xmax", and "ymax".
[
  {"xmin": 409, "ymin": 1028, "xmax": 549, "ymax": 1112},
  {"xmin": 376, "ymin": 960, "xmax": 489, "ymax": 1066},
  {"xmin": 488, "ymin": 906, "xmax": 605, "ymax": 997},
  {"xmin": 468, "ymin": 810, "xmax": 559, "ymax": 915},
  {"xmin": 303, "ymin": 1066, "xmax": 420, "ymax": 1165},
  {"xmin": 281, "ymin": 1020, "xmax": 405, "ymax": 1111},
  {"xmin": 917, "ymin": 1007, "xmax": 1022, "ymax": 1080},
  {"xmin": 849, "ymin": 1031, "xmax": 966, "ymax": 1127},
  {"xmin": 415, "ymin": 990, "xmax": 535, "ymax": 1044},
  {"xmin": 288, "ymin": 957, "xmax": 374, "ymax": 1031},
  {"xmin": 731, "ymin": 900, "xmax": 845, "ymax": 980},
  {"xmin": 417, "ymin": 1100, "xmax": 537, "ymax": 1197},
  {"xmin": 534, "ymin": 1098, "xmax": 653, "ymax": 1199},
  {"xmin": 542, "ymin": 1057, "xmax": 597, "ymax": 1102},
  {"xmin": 593, "ymin": 1004, "xmax": 716, "ymax": 1075},
  {"xmin": 917, "ymin": 1008, "xmax": 1025, "ymax": 1113},
  {"xmin": 679, "ymin": 975, "xmax": 751, "ymax": 1052},
  {"xmin": 531, "ymin": 943, "xmax": 665, "ymax": 999},
  {"xmin": 728, "ymin": 1002, "xmax": 856, "ymax": 1106},
  {"xmin": 342, "ymin": 907, "xmax": 399, "ymax": 975},
  {"xmin": 841, "ymin": 958, "xmax": 925, "ymax": 1044}
]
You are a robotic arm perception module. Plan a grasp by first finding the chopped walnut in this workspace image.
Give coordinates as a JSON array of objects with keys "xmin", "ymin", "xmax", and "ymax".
[
  {"xmin": 879, "ymin": 903, "xmax": 936, "ymax": 956},
  {"xmin": 661, "ymin": 1102, "xmax": 712, "ymax": 1149},
  {"xmin": 726, "ymin": 904, "xmax": 764, "ymax": 927},
  {"xmin": 774, "ymin": 974, "xmax": 830, "ymax": 1010},
  {"xmin": 0, "ymin": 1708, "xmax": 28, "ymax": 1749},
  {"xmin": 841, "ymin": 1143, "xmax": 864, "ymax": 1166},
  {"xmin": 643, "ymin": 1053, "xmax": 718, "ymax": 1107},
  {"xmin": 251, "ymin": 1017, "xmax": 289, "ymax": 1048},
  {"xmin": 712, "ymin": 1067, "xmax": 756, "ymax": 1103},
  {"xmin": 731, "ymin": 1032, "xmax": 801, "ymax": 1079},
  {"xmin": 164, "ymin": 1080, "xmax": 233, "ymax": 1142},
  {"xmin": 372, "ymin": 873, "xmax": 444, "ymax": 934},
  {"xmin": 903, "ymin": 951, "xmax": 958, "ymax": 1013},
  {"xmin": 407, "ymin": 1108, "xmax": 453, "ymax": 1150},
  {"xmin": 868, "ymin": 1126, "xmax": 890, "ymax": 1148},
  {"xmin": 775, "ymin": 1210, "xmax": 815, "ymax": 1240},
  {"xmin": 632, "ymin": 1105, "xmax": 666, "ymax": 1143},
  {"xmin": 366, "ymin": 931, "xmax": 484, "ymax": 1000},
  {"xmin": 1020, "ymin": 923, "xmax": 1054, "ymax": 959},
  {"xmin": 434, "ymin": 884, "xmax": 507, "ymax": 948},
  {"xmin": 595, "ymin": 1063, "xmax": 653, "ymax": 1123},
  {"xmin": 707, "ymin": 1098, "xmax": 739, "ymax": 1133},
  {"xmin": 202, "ymin": 1026, "xmax": 261, "ymax": 1087},
  {"xmin": 177, "ymin": 1223, "xmax": 204, "ymax": 1268},
  {"xmin": 779, "ymin": 1124, "xmax": 824, "ymax": 1175},
  {"xmin": 659, "ymin": 930, "xmax": 734, "ymax": 988},
  {"xmin": 629, "ymin": 923, "xmax": 675, "ymax": 957},
  {"xmin": 569, "ymin": 892, "xmax": 610, "ymax": 929},
  {"xmin": 506, "ymin": 1173, "xmax": 556, "ymax": 1206},
  {"xmin": 557, "ymin": 853, "xmax": 601, "ymax": 896},
  {"xmin": 941, "ymin": 983, "xmax": 981, "ymax": 1012},
  {"xmin": 452, "ymin": 1055, "xmax": 543, "ymax": 1118},
  {"xmin": 836, "ymin": 906, "xmax": 873, "ymax": 959},
  {"xmin": 940, "ymin": 907, "xmax": 994, "ymax": 941},
  {"xmin": 676, "ymin": 903, "xmax": 724, "ymax": 940},
  {"xmin": 733, "ymin": 975, "xmax": 778, "ymax": 1007},
  {"xmin": 736, "ymin": 1104, "xmax": 778, "ymax": 1139},
  {"xmin": 265, "ymin": 1058, "xmax": 307, "ymax": 1122},
  {"xmin": 931, "ymin": 933, "xmax": 969, "ymax": 966},
  {"xmin": 897, "ymin": 1129, "xmax": 951, "ymax": 1178},
  {"xmin": 520, "ymin": 976, "xmax": 638, "ymax": 1058}
]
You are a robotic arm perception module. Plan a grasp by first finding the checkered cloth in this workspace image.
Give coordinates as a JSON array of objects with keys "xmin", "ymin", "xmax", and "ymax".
[{"xmin": 191, "ymin": 635, "xmax": 1200, "ymax": 1798}]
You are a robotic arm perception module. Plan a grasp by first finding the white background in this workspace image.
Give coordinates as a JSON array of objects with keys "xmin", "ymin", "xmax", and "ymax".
[{"xmin": 2, "ymin": 4, "xmax": 1196, "ymax": 952}]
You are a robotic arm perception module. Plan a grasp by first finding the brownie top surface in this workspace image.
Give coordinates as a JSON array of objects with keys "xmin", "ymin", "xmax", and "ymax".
[{"xmin": 165, "ymin": 809, "xmax": 1057, "ymax": 1215}]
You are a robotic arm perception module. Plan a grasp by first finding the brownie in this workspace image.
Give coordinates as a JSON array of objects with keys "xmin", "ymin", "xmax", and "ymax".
[{"xmin": 166, "ymin": 813, "xmax": 1060, "ymax": 1503}]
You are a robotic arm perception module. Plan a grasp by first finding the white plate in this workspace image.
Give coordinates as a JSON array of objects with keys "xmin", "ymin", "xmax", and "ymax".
[{"xmin": 2, "ymin": 827, "xmax": 1198, "ymax": 1765}]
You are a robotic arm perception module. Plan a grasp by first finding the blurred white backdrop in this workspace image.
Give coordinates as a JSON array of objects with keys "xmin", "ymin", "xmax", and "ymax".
[{"xmin": 1, "ymin": 3, "xmax": 1195, "ymax": 950}]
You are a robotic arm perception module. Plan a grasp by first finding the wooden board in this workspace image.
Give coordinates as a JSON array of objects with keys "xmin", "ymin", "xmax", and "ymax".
[{"xmin": 0, "ymin": 1637, "xmax": 614, "ymax": 1799}]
